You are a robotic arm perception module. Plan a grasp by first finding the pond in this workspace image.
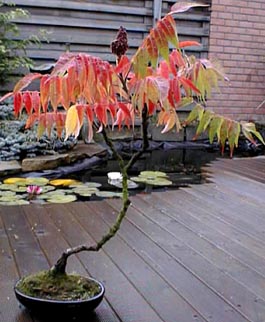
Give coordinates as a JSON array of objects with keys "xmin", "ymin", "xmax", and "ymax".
[{"xmin": 0, "ymin": 139, "xmax": 263, "ymax": 206}]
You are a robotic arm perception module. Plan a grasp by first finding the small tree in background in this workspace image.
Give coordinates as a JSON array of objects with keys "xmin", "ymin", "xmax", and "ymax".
[{"xmin": 0, "ymin": 1, "xmax": 42, "ymax": 85}]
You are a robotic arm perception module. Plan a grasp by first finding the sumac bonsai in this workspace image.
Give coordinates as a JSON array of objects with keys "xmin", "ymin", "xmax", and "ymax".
[{"xmin": 1, "ymin": 1, "xmax": 264, "ymax": 299}]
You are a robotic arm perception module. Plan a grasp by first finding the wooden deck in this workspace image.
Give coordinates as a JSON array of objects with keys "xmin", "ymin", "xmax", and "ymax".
[{"xmin": 0, "ymin": 156, "xmax": 264, "ymax": 322}]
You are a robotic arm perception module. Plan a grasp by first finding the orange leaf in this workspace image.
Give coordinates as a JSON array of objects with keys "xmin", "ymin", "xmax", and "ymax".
[
  {"xmin": 55, "ymin": 112, "xmax": 66, "ymax": 138},
  {"xmin": 157, "ymin": 15, "xmax": 178, "ymax": 48},
  {"xmin": 25, "ymin": 113, "xmax": 38, "ymax": 129},
  {"xmin": 153, "ymin": 27, "xmax": 169, "ymax": 62},
  {"xmin": 40, "ymin": 75, "xmax": 50, "ymax": 113},
  {"xmin": 49, "ymin": 76, "xmax": 62, "ymax": 111},
  {"xmin": 13, "ymin": 73, "xmax": 42, "ymax": 93},
  {"xmin": 145, "ymin": 35, "xmax": 159, "ymax": 68},
  {"xmin": 0, "ymin": 92, "xmax": 13, "ymax": 103},
  {"xmin": 179, "ymin": 41, "xmax": 201, "ymax": 48},
  {"xmin": 31, "ymin": 91, "xmax": 40, "ymax": 114},
  {"xmin": 61, "ymin": 76, "xmax": 71, "ymax": 110}
]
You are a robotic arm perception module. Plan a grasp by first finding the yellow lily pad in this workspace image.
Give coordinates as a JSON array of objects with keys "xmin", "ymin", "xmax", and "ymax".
[
  {"xmin": 49, "ymin": 179, "xmax": 81, "ymax": 187},
  {"xmin": 3, "ymin": 177, "xmax": 27, "ymax": 185}
]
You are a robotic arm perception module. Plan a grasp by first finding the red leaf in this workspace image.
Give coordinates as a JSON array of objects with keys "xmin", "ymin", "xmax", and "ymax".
[
  {"xmin": 14, "ymin": 92, "xmax": 23, "ymax": 117},
  {"xmin": 55, "ymin": 112, "xmax": 66, "ymax": 138},
  {"xmin": 115, "ymin": 55, "xmax": 131, "ymax": 77},
  {"xmin": 13, "ymin": 73, "xmax": 42, "ymax": 93},
  {"xmin": 170, "ymin": 78, "xmax": 181, "ymax": 105},
  {"xmin": 31, "ymin": 91, "xmax": 40, "ymax": 114},
  {"xmin": 180, "ymin": 78, "xmax": 201, "ymax": 94},
  {"xmin": 51, "ymin": 52, "xmax": 76, "ymax": 76},
  {"xmin": 179, "ymin": 41, "xmax": 201, "ymax": 48},
  {"xmin": 94, "ymin": 103, "xmax": 107, "ymax": 125},
  {"xmin": 23, "ymin": 91, "xmax": 33, "ymax": 114}
]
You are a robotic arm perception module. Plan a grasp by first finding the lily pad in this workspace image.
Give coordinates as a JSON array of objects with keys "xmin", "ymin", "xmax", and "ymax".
[
  {"xmin": 0, "ymin": 183, "xmax": 19, "ymax": 190},
  {"xmin": 49, "ymin": 179, "xmax": 81, "ymax": 187},
  {"xmin": 25, "ymin": 177, "xmax": 50, "ymax": 186},
  {"xmin": 0, "ymin": 200, "xmax": 30, "ymax": 206},
  {"xmin": 46, "ymin": 195, "xmax": 77, "ymax": 203},
  {"xmin": 95, "ymin": 191, "xmax": 123, "ymax": 198},
  {"xmin": 130, "ymin": 170, "xmax": 172, "ymax": 186},
  {"xmin": 39, "ymin": 185, "xmax": 56, "ymax": 193},
  {"xmin": 69, "ymin": 182, "xmax": 102, "ymax": 188},
  {"xmin": 3, "ymin": 177, "xmax": 27, "ymax": 185},
  {"xmin": 139, "ymin": 171, "xmax": 167, "ymax": 178}
]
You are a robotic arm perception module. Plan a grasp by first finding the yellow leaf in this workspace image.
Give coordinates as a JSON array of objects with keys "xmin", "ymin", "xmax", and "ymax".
[{"xmin": 65, "ymin": 105, "xmax": 81, "ymax": 140}]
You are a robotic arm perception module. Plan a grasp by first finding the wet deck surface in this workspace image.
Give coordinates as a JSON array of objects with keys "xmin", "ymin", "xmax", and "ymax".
[{"xmin": 0, "ymin": 156, "xmax": 265, "ymax": 322}]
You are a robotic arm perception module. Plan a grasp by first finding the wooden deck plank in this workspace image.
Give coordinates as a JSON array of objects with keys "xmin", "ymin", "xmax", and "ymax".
[
  {"xmin": 0, "ymin": 213, "xmax": 34, "ymax": 322},
  {"xmin": 46, "ymin": 203, "xmax": 163, "ymax": 322},
  {"xmin": 75, "ymin": 201, "xmax": 207, "ymax": 322},
  {"xmin": 22, "ymin": 204, "xmax": 120, "ymax": 322},
  {"xmin": 86, "ymin": 200, "xmax": 248, "ymax": 322},
  {"xmin": 126, "ymin": 194, "xmax": 265, "ymax": 322},
  {"xmin": 0, "ymin": 156, "xmax": 264, "ymax": 321}
]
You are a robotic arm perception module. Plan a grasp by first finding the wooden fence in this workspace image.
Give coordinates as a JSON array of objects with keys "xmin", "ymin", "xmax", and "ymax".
[{"xmin": 2, "ymin": 0, "xmax": 211, "ymax": 90}]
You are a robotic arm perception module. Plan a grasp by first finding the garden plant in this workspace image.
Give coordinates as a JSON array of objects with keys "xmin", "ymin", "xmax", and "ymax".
[
  {"xmin": 0, "ymin": 1, "xmax": 264, "ymax": 317},
  {"xmin": 0, "ymin": 1, "xmax": 42, "ymax": 86}
]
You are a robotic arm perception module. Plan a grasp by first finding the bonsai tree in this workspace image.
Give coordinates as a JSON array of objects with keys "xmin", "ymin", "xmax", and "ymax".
[{"xmin": 1, "ymin": 1, "xmax": 264, "ymax": 312}]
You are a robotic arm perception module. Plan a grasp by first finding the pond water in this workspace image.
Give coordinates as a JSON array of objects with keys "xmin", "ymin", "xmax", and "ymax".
[
  {"xmin": 0, "ymin": 140, "xmax": 263, "ymax": 205},
  {"xmin": 70, "ymin": 146, "xmax": 220, "ymax": 192}
]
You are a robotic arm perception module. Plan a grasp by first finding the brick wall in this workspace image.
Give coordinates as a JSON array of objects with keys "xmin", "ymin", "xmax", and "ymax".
[{"xmin": 207, "ymin": 0, "xmax": 265, "ymax": 123}]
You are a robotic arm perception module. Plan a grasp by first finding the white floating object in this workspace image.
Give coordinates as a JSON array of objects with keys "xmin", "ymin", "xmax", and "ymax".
[{"xmin": 107, "ymin": 172, "xmax": 122, "ymax": 181}]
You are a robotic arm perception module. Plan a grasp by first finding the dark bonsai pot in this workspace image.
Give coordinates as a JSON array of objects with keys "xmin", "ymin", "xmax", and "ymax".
[{"xmin": 14, "ymin": 276, "xmax": 105, "ymax": 320}]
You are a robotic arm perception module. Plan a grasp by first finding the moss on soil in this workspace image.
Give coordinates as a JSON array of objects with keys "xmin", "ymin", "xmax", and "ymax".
[{"xmin": 17, "ymin": 270, "xmax": 101, "ymax": 301}]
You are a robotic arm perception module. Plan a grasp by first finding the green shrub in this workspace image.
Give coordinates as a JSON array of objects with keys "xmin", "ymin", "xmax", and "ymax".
[{"xmin": 0, "ymin": 1, "xmax": 40, "ymax": 85}]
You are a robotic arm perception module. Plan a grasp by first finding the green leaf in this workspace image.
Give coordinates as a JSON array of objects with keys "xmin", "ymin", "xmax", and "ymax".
[
  {"xmin": 228, "ymin": 121, "xmax": 241, "ymax": 157},
  {"xmin": 183, "ymin": 104, "xmax": 204, "ymax": 126},
  {"xmin": 220, "ymin": 119, "xmax": 232, "ymax": 154},
  {"xmin": 194, "ymin": 110, "xmax": 213, "ymax": 138},
  {"xmin": 208, "ymin": 116, "xmax": 224, "ymax": 143},
  {"xmin": 241, "ymin": 122, "xmax": 265, "ymax": 145}
]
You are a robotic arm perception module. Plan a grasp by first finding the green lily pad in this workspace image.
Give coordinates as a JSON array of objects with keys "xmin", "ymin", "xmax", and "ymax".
[
  {"xmin": 37, "ymin": 190, "xmax": 68, "ymax": 200},
  {"xmin": 139, "ymin": 171, "xmax": 167, "ymax": 178},
  {"xmin": 95, "ymin": 191, "xmax": 123, "ymax": 198},
  {"xmin": 0, "ymin": 191, "xmax": 17, "ymax": 196},
  {"xmin": 70, "ymin": 182, "xmax": 102, "ymax": 188},
  {"xmin": 0, "ymin": 195, "xmax": 25, "ymax": 202},
  {"xmin": 39, "ymin": 185, "xmax": 56, "ymax": 193},
  {"xmin": 130, "ymin": 170, "xmax": 172, "ymax": 186},
  {"xmin": 0, "ymin": 183, "xmax": 18, "ymax": 190},
  {"xmin": 0, "ymin": 200, "xmax": 30, "ymax": 206},
  {"xmin": 10, "ymin": 186, "xmax": 28, "ymax": 193},
  {"xmin": 25, "ymin": 177, "xmax": 49, "ymax": 186},
  {"xmin": 46, "ymin": 195, "xmax": 77, "ymax": 203}
]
